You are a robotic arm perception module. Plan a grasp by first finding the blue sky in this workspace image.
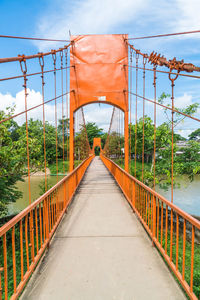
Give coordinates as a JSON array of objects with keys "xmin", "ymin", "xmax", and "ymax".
[{"xmin": 0, "ymin": 0, "xmax": 200, "ymax": 136}]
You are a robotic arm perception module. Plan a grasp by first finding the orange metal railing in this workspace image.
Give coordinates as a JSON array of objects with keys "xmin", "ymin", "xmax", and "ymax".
[
  {"xmin": 101, "ymin": 155, "xmax": 200, "ymax": 300},
  {"xmin": 0, "ymin": 155, "xmax": 94, "ymax": 300}
]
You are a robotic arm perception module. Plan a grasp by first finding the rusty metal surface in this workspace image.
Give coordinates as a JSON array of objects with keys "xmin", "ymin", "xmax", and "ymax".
[
  {"xmin": 0, "ymin": 44, "xmax": 71, "ymax": 64},
  {"xmin": 128, "ymin": 43, "xmax": 200, "ymax": 73}
]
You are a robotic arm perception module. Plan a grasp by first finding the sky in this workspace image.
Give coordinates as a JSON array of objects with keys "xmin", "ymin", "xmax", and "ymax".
[{"xmin": 0, "ymin": 0, "xmax": 200, "ymax": 136}]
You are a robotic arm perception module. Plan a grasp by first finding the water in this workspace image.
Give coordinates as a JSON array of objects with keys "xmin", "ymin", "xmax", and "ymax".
[
  {"xmin": 156, "ymin": 175, "xmax": 200, "ymax": 216},
  {"xmin": 8, "ymin": 174, "xmax": 200, "ymax": 217},
  {"xmin": 8, "ymin": 175, "xmax": 60, "ymax": 215}
]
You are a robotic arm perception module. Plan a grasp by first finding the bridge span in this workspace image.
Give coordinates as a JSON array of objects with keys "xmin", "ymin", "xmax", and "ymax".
[{"xmin": 21, "ymin": 157, "xmax": 185, "ymax": 300}]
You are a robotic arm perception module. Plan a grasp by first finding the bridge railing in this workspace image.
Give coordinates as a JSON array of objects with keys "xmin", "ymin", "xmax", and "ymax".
[
  {"xmin": 101, "ymin": 155, "xmax": 200, "ymax": 300},
  {"xmin": 0, "ymin": 155, "xmax": 94, "ymax": 300}
]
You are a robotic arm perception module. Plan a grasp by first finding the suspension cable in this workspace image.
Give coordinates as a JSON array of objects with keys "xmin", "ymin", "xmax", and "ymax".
[
  {"xmin": 128, "ymin": 43, "xmax": 200, "ymax": 73},
  {"xmin": 39, "ymin": 54, "xmax": 47, "ymax": 191},
  {"xmin": 0, "ymin": 43, "xmax": 71, "ymax": 64},
  {"xmin": 52, "ymin": 52, "xmax": 59, "ymax": 182},
  {"xmin": 0, "ymin": 91, "xmax": 71, "ymax": 125},
  {"xmin": 65, "ymin": 48, "xmax": 69, "ymax": 161},
  {"xmin": 142, "ymin": 57, "xmax": 147, "ymax": 182},
  {"xmin": 19, "ymin": 58, "xmax": 31, "ymax": 205},
  {"xmin": 60, "ymin": 50, "xmax": 65, "ymax": 174},
  {"xmin": 128, "ymin": 64, "xmax": 200, "ymax": 79},
  {"xmin": 135, "ymin": 54, "xmax": 139, "ymax": 177},
  {"xmin": 127, "ymin": 29, "xmax": 200, "ymax": 40},
  {"xmin": 153, "ymin": 67, "xmax": 157, "ymax": 190},
  {"xmin": 0, "ymin": 34, "xmax": 70, "ymax": 42},
  {"xmin": 104, "ymin": 107, "xmax": 115, "ymax": 156},
  {"xmin": 0, "ymin": 66, "xmax": 71, "ymax": 83},
  {"xmin": 127, "ymin": 91, "xmax": 200, "ymax": 123},
  {"xmin": 129, "ymin": 49, "xmax": 133, "ymax": 170},
  {"xmin": 118, "ymin": 109, "xmax": 121, "ymax": 162},
  {"xmin": 169, "ymin": 71, "xmax": 179, "ymax": 203}
]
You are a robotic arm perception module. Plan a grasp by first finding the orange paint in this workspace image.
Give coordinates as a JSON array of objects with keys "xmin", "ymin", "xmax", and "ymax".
[
  {"xmin": 70, "ymin": 34, "xmax": 129, "ymax": 171},
  {"xmin": 92, "ymin": 137, "xmax": 102, "ymax": 154}
]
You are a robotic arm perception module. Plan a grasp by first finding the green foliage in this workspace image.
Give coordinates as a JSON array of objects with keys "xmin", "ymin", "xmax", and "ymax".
[
  {"xmin": 114, "ymin": 93, "xmax": 200, "ymax": 190},
  {"xmin": 101, "ymin": 132, "xmax": 108, "ymax": 149},
  {"xmin": 0, "ymin": 111, "xmax": 69, "ymax": 216},
  {"xmin": 189, "ymin": 128, "xmax": 200, "ymax": 140},
  {"xmin": 74, "ymin": 125, "xmax": 90, "ymax": 161},
  {"xmin": 0, "ymin": 109, "xmax": 25, "ymax": 215},
  {"xmin": 158, "ymin": 92, "xmax": 199, "ymax": 128},
  {"xmin": 105, "ymin": 131, "xmax": 124, "ymax": 159},
  {"xmin": 94, "ymin": 146, "xmax": 100, "ymax": 156},
  {"xmin": 58, "ymin": 117, "xmax": 70, "ymax": 138},
  {"xmin": 85, "ymin": 122, "xmax": 104, "ymax": 148}
]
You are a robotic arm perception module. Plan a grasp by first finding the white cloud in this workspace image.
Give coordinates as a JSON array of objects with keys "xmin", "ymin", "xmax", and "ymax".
[
  {"xmin": 175, "ymin": 93, "xmax": 193, "ymax": 109},
  {"xmin": 0, "ymin": 89, "xmax": 63, "ymax": 125},
  {"xmin": 175, "ymin": 129, "xmax": 193, "ymax": 139},
  {"xmin": 174, "ymin": 0, "xmax": 200, "ymax": 32},
  {"xmin": 35, "ymin": 0, "xmax": 149, "ymax": 51},
  {"xmin": 34, "ymin": 0, "xmax": 200, "ymax": 52},
  {"xmin": 83, "ymin": 103, "xmax": 114, "ymax": 131}
]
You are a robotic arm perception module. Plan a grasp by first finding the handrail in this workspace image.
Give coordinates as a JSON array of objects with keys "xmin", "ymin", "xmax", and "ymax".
[
  {"xmin": 102, "ymin": 156, "xmax": 200, "ymax": 230},
  {"xmin": 0, "ymin": 156, "xmax": 92, "ymax": 236},
  {"xmin": 101, "ymin": 155, "xmax": 200, "ymax": 300},
  {"xmin": 0, "ymin": 155, "xmax": 94, "ymax": 300}
]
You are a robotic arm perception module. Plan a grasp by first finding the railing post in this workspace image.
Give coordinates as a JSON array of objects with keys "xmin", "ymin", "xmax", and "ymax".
[
  {"xmin": 124, "ymin": 110, "xmax": 129, "ymax": 172},
  {"xmin": 152, "ymin": 195, "xmax": 156, "ymax": 245},
  {"xmin": 132, "ymin": 181, "xmax": 136, "ymax": 210},
  {"xmin": 0, "ymin": 267, "xmax": 3, "ymax": 300}
]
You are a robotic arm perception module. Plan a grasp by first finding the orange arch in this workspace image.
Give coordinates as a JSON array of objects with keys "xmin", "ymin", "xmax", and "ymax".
[
  {"xmin": 73, "ymin": 100, "xmax": 125, "ymax": 113},
  {"xmin": 92, "ymin": 138, "xmax": 102, "ymax": 154}
]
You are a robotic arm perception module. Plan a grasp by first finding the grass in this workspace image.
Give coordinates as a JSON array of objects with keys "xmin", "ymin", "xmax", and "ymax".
[
  {"xmin": 48, "ymin": 159, "xmax": 81, "ymax": 175},
  {"xmin": 112, "ymin": 158, "xmax": 151, "ymax": 175},
  {"xmin": 0, "ymin": 216, "xmax": 41, "ymax": 299},
  {"xmin": 158, "ymin": 229, "xmax": 200, "ymax": 298}
]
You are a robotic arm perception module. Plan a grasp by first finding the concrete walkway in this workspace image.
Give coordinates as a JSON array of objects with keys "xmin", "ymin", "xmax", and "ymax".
[{"xmin": 21, "ymin": 157, "xmax": 185, "ymax": 300}]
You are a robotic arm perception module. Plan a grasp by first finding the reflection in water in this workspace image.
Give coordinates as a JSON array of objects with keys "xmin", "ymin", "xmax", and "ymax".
[
  {"xmin": 156, "ymin": 175, "xmax": 200, "ymax": 216},
  {"xmin": 8, "ymin": 175, "xmax": 62, "ymax": 215}
]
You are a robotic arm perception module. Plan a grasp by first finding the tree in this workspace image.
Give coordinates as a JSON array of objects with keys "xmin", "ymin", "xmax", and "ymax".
[
  {"xmin": 101, "ymin": 133, "xmax": 108, "ymax": 149},
  {"xmin": 74, "ymin": 125, "xmax": 89, "ymax": 160},
  {"xmin": 0, "ymin": 113, "xmax": 63, "ymax": 215},
  {"xmin": 85, "ymin": 122, "xmax": 103, "ymax": 148},
  {"xmin": 129, "ymin": 116, "xmax": 154, "ymax": 162},
  {"xmin": 0, "ymin": 108, "xmax": 25, "ymax": 215},
  {"xmin": 158, "ymin": 92, "xmax": 199, "ymax": 128},
  {"xmin": 106, "ymin": 131, "xmax": 122, "ymax": 159},
  {"xmin": 126, "ymin": 91, "xmax": 200, "ymax": 189},
  {"xmin": 188, "ymin": 128, "xmax": 200, "ymax": 140}
]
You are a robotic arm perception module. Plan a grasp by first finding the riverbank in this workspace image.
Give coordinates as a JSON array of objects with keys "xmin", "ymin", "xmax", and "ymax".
[{"xmin": 7, "ymin": 160, "xmax": 82, "ymax": 215}]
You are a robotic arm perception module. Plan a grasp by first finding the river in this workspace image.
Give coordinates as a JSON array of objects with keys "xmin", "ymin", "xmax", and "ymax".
[
  {"xmin": 156, "ymin": 175, "xmax": 200, "ymax": 216},
  {"xmin": 7, "ymin": 174, "xmax": 200, "ymax": 217},
  {"xmin": 8, "ymin": 175, "xmax": 61, "ymax": 215}
]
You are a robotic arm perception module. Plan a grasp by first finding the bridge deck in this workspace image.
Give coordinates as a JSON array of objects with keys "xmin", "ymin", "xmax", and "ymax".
[{"xmin": 21, "ymin": 157, "xmax": 185, "ymax": 300}]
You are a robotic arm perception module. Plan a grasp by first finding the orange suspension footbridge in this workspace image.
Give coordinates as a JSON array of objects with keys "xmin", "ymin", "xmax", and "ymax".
[{"xmin": 0, "ymin": 33, "xmax": 200, "ymax": 299}]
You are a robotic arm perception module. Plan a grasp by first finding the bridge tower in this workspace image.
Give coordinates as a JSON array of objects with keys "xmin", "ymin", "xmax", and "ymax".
[
  {"xmin": 92, "ymin": 137, "xmax": 102, "ymax": 155},
  {"xmin": 69, "ymin": 34, "xmax": 129, "ymax": 172}
]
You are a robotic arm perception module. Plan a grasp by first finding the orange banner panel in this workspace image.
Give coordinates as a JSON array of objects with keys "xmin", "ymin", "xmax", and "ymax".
[{"xmin": 70, "ymin": 34, "xmax": 128, "ymax": 112}]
